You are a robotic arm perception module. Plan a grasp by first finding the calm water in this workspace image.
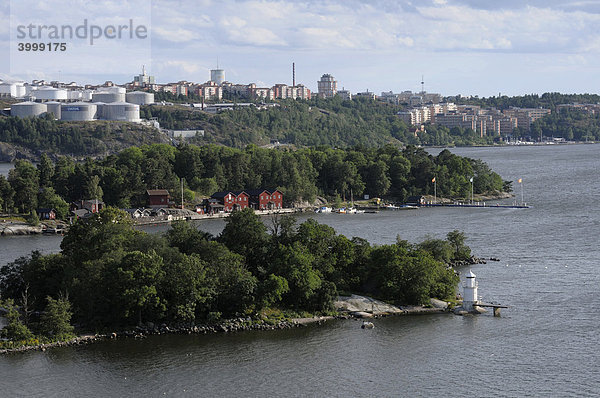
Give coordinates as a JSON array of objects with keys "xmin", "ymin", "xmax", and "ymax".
[{"xmin": 1, "ymin": 144, "xmax": 599, "ymax": 397}]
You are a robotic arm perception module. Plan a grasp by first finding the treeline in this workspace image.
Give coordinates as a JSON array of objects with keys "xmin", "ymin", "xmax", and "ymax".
[
  {"xmin": 0, "ymin": 144, "xmax": 508, "ymax": 214},
  {"xmin": 0, "ymin": 114, "xmax": 165, "ymax": 157},
  {"xmin": 530, "ymin": 107, "xmax": 600, "ymax": 141},
  {"xmin": 0, "ymin": 208, "xmax": 465, "ymax": 333},
  {"xmin": 449, "ymin": 92, "xmax": 600, "ymax": 111}
]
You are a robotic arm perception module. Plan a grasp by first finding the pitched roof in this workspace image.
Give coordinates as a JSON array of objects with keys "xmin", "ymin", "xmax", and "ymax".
[{"xmin": 147, "ymin": 189, "xmax": 170, "ymax": 196}]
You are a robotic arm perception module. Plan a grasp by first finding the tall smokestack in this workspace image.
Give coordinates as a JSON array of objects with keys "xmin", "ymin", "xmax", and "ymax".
[{"xmin": 293, "ymin": 62, "xmax": 295, "ymax": 87}]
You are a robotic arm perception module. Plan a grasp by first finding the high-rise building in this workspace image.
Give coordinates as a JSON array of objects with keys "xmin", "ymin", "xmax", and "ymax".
[{"xmin": 317, "ymin": 74, "xmax": 337, "ymax": 98}]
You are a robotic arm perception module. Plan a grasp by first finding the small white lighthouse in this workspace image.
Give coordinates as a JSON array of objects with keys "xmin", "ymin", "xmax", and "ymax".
[{"xmin": 462, "ymin": 270, "xmax": 479, "ymax": 311}]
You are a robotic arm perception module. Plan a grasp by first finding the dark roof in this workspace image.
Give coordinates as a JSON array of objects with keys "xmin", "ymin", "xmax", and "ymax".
[
  {"xmin": 211, "ymin": 191, "xmax": 233, "ymax": 199},
  {"xmin": 245, "ymin": 188, "xmax": 282, "ymax": 196},
  {"xmin": 245, "ymin": 188, "xmax": 269, "ymax": 196},
  {"xmin": 72, "ymin": 208, "xmax": 91, "ymax": 217},
  {"xmin": 147, "ymin": 189, "xmax": 170, "ymax": 196},
  {"xmin": 82, "ymin": 199, "xmax": 105, "ymax": 205}
]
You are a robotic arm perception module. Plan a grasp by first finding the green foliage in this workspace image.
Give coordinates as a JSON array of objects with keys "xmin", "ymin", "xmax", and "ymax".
[
  {"xmin": 37, "ymin": 187, "xmax": 69, "ymax": 219},
  {"xmin": 8, "ymin": 160, "xmax": 39, "ymax": 213},
  {"xmin": 0, "ymin": 207, "xmax": 470, "ymax": 330},
  {"xmin": 2, "ymin": 143, "xmax": 504, "ymax": 217},
  {"xmin": 446, "ymin": 230, "xmax": 471, "ymax": 261},
  {"xmin": 0, "ymin": 298, "xmax": 34, "ymax": 340},
  {"xmin": 39, "ymin": 296, "xmax": 75, "ymax": 340},
  {"xmin": 26, "ymin": 209, "xmax": 39, "ymax": 226}
]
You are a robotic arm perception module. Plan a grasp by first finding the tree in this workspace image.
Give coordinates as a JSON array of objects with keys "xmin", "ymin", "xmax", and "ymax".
[
  {"xmin": 0, "ymin": 175, "xmax": 15, "ymax": 212},
  {"xmin": 27, "ymin": 209, "xmax": 39, "ymax": 226},
  {"xmin": 39, "ymin": 296, "xmax": 75, "ymax": 339},
  {"xmin": 60, "ymin": 207, "xmax": 139, "ymax": 263},
  {"xmin": 37, "ymin": 153, "xmax": 55, "ymax": 188},
  {"xmin": 218, "ymin": 208, "xmax": 270, "ymax": 276},
  {"xmin": 446, "ymin": 230, "xmax": 471, "ymax": 261},
  {"xmin": 112, "ymin": 250, "xmax": 165, "ymax": 325},
  {"xmin": 8, "ymin": 159, "xmax": 39, "ymax": 213},
  {"xmin": 257, "ymin": 274, "xmax": 289, "ymax": 309},
  {"xmin": 38, "ymin": 187, "xmax": 69, "ymax": 219},
  {"xmin": 86, "ymin": 175, "xmax": 104, "ymax": 201},
  {"xmin": 0, "ymin": 298, "xmax": 34, "ymax": 341}
]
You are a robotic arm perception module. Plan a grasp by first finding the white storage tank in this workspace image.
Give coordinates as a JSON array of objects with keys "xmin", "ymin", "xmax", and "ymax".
[
  {"xmin": 10, "ymin": 101, "xmax": 47, "ymax": 117},
  {"xmin": 93, "ymin": 102, "xmax": 106, "ymax": 119},
  {"xmin": 0, "ymin": 82, "xmax": 26, "ymax": 98},
  {"xmin": 92, "ymin": 91, "xmax": 125, "ymax": 103},
  {"xmin": 61, "ymin": 102, "xmax": 97, "ymax": 121},
  {"xmin": 45, "ymin": 101, "xmax": 62, "ymax": 119},
  {"xmin": 31, "ymin": 87, "xmax": 68, "ymax": 101},
  {"xmin": 81, "ymin": 90, "xmax": 94, "ymax": 101},
  {"xmin": 126, "ymin": 91, "xmax": 154, "ymax": 105},
  {"xmin": 102, "ymin": 102, "xmax": 140, "ymax": 122}
]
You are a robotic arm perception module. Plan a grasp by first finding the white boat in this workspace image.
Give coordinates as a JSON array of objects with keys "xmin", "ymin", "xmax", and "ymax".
[{"xmin": 316, "ymin": 206, "xmax": 332, "ymax": 213}]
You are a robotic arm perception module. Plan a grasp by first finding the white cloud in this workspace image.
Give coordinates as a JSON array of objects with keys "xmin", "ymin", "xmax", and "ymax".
[{"xmin": 154, "ymin": 27, "xmax": 200, "ymax": 42}]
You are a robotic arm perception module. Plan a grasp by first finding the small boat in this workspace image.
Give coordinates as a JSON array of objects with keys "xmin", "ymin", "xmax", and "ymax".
[
  {"xmin": 361, "ymin": 321, "xmax": 375, "ymax": 329},
  {"xmin": 315, "ymin": 206, "xmax": 332, "ymax": 213}
]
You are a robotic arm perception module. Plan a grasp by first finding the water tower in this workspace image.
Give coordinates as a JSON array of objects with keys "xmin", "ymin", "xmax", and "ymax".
[
  {"xmin": 211, "ymin": 69, "xmax": 225, "ymax": 85},
  {"xmin": 462, "ymin": 270, "xmax": 478, "ymax": 311}
]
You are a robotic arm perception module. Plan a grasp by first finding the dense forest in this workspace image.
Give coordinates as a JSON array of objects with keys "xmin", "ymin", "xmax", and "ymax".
[
  {"xmin": 449, "ymin": 92, "xmax": 600, "ymax": 110},
  {"xmin": 0, "ymin": 144, "xmax": 508, "ymax": 215},
  {"xmin": 0, "ymin": 207, "xmax": 465, "ymax": 339},
  {"xmin": 146, "ymin": 97, "xmax": 495, "ymax": 148}
]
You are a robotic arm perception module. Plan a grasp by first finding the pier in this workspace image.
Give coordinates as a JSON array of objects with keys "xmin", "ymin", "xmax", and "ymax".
[
  {"xmin": 421, "ymin": 203, "xmax": 529, "ymax": 209},
  {"xmin": 474, "ymin": 302, "xmax": 509, "ymax": 317}
]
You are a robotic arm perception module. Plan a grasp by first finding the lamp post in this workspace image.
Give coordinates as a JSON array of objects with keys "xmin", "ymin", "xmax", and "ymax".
[{"xmin": 469, "ymin": 177, "xmax": 474, "ymax": 205}]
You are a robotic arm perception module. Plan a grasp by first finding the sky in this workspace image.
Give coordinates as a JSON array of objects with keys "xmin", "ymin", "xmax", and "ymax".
[{"xmin": 2, "ymin": 0, "xmax": 600, "ymax": 97}]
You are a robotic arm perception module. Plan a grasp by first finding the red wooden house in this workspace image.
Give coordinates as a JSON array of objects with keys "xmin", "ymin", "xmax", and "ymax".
[
  {"xmin": 147, "ymin": 190, "xmax": 170, "ymax": 208},
  {"xmin": 247, "ymin": 189, "xmax": 283, "ymax": 210},
  {"xmin": 210, "ymin": 191, "xmax": 249, "ymax": 212}
]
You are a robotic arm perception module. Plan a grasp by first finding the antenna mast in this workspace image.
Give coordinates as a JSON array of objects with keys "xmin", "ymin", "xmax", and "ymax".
[{"xmin": 293, "ymin": 62, "xmax": 296, "ymax": 87}]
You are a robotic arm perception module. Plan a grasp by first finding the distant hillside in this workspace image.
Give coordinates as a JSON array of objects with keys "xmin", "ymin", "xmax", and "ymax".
[
  {"xmin": 145, "ymin": 97, "xmax": 495, "ymax": 148},
  {"xmin": 0, "ymin": 114, "xmax": 168, "ymax": 161}
]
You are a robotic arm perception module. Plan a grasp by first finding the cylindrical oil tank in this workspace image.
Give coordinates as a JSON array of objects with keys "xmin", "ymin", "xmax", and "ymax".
[
  {"xmin": 32, "ymin": 87, "xmax": 68, "ymax": 101},
  {"xmin": 1, "ymin": 82, "xmax": 26, "ymax": 98},
  {"xmin": 45, "ymin": 101, "xmax": 62, "ymax": 119},
  {"xmin": 92, "ymin": 92, "xmax": 125, "ymax": 103},
  {"xmin": 125, "ymin": 91, "xmax": 154, "ymax": 105},
  {"xmin": 10, "ymin": 101, "xmax": 47, "ymax": 117},
  {"xmin": 93, "ymin": 102, "xmax": 105, "ymax": 119},
  {"xmin": 81, "ymin": 90, "xmax": 94, "ymax": 101},
  {"xmin": 60, "ymin": 102, "xmax": 97, "ymax": 121},
  {"xmin": 102, "ymin": 102, "xmax": 140, "ymax": 122}
]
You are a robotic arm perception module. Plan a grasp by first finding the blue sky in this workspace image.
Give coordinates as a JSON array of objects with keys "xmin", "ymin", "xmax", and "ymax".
[{"xmin": 2, "ymin": 0, "xmax": 600, "ymax": 97}]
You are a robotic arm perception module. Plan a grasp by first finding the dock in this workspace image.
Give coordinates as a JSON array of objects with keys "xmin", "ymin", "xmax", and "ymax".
[
  {"xmin": 421, "ymin": 203, "xmax": 529, "ymax": 209},
  {"xmin": 474, "ymin": 302, "xmax": 508, "ymax": 317}
]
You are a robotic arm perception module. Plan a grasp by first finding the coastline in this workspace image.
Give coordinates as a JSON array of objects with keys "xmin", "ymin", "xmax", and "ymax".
[{"xmin": 0, "ymin": 295, "xmax": 453, "ymax": 356}]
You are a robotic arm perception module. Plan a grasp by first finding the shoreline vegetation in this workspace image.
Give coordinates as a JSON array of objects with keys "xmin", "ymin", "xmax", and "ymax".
[
  {"xmin": 1, "ymin": 208, "xmax": 482, "ymax": 353},
  {"xmin": 0, "ymin": 143, "xmax": 509, "ymax": 237}
]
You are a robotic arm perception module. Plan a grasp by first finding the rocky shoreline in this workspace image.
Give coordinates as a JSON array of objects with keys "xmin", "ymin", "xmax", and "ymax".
[{"xmin": 0, "ymin": 318, "xmax": 317, "ymax": 355}]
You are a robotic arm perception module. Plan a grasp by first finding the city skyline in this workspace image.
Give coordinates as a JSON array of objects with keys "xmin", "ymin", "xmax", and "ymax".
[{"xmin": 1, "ymin": 0, "xmax": 600, "ymax": 97}]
